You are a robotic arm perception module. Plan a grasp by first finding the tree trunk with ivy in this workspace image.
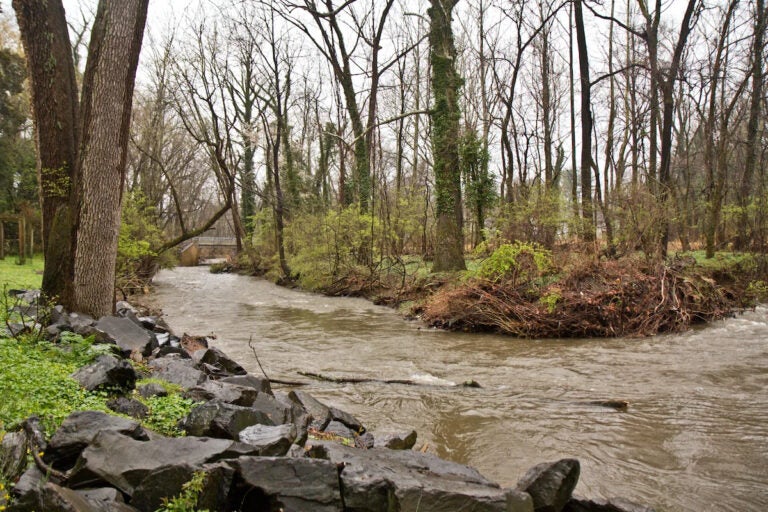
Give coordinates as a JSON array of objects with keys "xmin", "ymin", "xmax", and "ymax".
[
  {"xmin": 14, "ymin": 0, "xmax": 149, "ymax": 316},
  {"xmin": 429, "ymin": 0, "xmax": 466, "ymax": 272},
  {"xmin": 12, "ymin": 0, "xmax": 80, "ymax": 303}
]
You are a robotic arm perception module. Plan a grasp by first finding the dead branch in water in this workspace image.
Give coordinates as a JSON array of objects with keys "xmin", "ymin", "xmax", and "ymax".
[{"xmin": 299, "ymin": 371, "xmax": 481, "ymax": 388}]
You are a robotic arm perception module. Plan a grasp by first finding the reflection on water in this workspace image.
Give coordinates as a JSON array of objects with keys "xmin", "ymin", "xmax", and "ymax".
[{"xmin": 151, "ymin": 267, "xmax": 768, "ymax": 512}]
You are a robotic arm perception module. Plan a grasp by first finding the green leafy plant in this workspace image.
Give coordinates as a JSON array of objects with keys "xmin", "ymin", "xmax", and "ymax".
[
  {"xmin": 0, "ymin": 335, "xmax": 114, "ymax": 433},
  {"xmin": 475, "ymin": 241, "xmax": 553, "ymax": 285},
  {"xmin": 539, "ymin": 290, "xmax": 562, "ymax": 314},
  {"xmin": 139, "ymin": 393, "xmax": 196, "ymax": 437},
  {"xmin": 156, "ymin": 470, "xmax": 209, "ymax": 512}
]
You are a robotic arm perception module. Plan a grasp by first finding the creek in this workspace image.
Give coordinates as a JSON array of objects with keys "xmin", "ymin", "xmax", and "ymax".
[{"xmin": 150, "ymin": 266, "xmax": 768, "ymax": 512}]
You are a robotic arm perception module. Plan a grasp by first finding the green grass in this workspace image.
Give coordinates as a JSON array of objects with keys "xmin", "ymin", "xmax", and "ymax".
[
  {"xmin": 0, "ymin": 254, "xmax": 44, "ymax": 291},
  {"xmin": 0, "ymin": 333, "xmax": 195, "ymax": 437}
]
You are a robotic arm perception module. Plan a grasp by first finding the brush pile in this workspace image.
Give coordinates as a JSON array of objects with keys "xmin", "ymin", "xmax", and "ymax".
[{"xmin": 416, "ymin": 257, "xmax": 741, "ymax": 338}]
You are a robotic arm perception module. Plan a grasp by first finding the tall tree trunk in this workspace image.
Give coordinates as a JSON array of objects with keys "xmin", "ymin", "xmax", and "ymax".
[
  {"xmin": 13, "ymin": 0, "xmax": 79, "ymax": 302},
  {"xmin": 736, "ymin": 0, "xmax": 766, "ymax": 250},
  {"xmin": 429, "ymin": 0, "xmax": 465, "ymax": 272},
  {"xmin": 71, "ymin": 0, "xmax": 149, "ymax": 316},
  {"xmin": 574, "ymin": 0, "xmax": 595, "ymax": 243}
]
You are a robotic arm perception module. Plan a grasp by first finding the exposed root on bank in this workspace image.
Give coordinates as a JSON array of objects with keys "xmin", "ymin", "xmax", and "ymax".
[{"xmin": 416, "ymin": 258, "xmax": 741, "ymax": 338}]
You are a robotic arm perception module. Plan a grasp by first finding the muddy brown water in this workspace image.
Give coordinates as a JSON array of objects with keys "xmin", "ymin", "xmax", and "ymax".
[{"xmin": 150, "ymin": 266, "xmax": 768, "ymax": 511}]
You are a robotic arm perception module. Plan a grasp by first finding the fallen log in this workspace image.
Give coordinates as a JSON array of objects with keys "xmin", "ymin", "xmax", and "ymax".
[{"xmin": 298, "ymin": 371, "xmax": 481, "ymax": 388}]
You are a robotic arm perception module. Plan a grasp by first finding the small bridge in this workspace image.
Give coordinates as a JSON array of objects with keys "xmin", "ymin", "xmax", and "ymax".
[{"xmin": 179, "ymin": 236, "xmax": 238, "ymax": 266}]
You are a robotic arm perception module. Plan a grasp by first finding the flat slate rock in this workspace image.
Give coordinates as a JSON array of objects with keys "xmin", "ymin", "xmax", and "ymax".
[
  {"xmin": 70, "ymin": 355, "xmax": 137, "ymax": 392},
  {"xmin": 564, "ymin": 496, "xmax": 657, "ymax": 512},
  {"xmin": 184, "ymin": 380, "xmax": 260, "ymax": 406},
  {"xmin": 307, "ymin": 441, "xmax": 531, "ymax": 512},
  {"xmin": 96, "ymin": 316, "xmax": 158, "ymax": 356},
  {"xmin": 182, "ymin": 400, "xmax": 275, "ymax": 438},
  {"xmin": 67, "ymin": 431, "xmax": 259, "ymax": 496},
  {"xmin": 228, "ymin": 456, "xmax": 343, "ymax": 512},
  {"xmin": 238, "ymin": 424, "xmax": 297, "ymax": 456},
  {"xmin": 221, "ymin": 374, "xmax": 272, "ymax": 394},
  {"xmin": 288, "ymin": 390, "xmax": 331, "ymax": 429},
  {"xmin": 148, "ymin": 356, "xmax": 206, "ymax": 389},
  {"xmin": 372, "ymin": 428, "xmax": 417, "ymax": 450},
  {"xmin": 46, "ymin": 411, "xmax": 150, "ymax": 470}
]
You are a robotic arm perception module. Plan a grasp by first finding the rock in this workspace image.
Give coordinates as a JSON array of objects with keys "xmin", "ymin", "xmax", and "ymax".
[
  {"xmin": 75, "ymin": 487, "xmax": 125, "ymax": 505},
  {"xmin": 151, "ymin": 345, "xmax": 190, "ymax": 359},
  {"xmin": 184, "ymin": 380, "xmax": 260, "ymax": 406},
  {"xmin": 129, "ymin": 463, "xmax": 196, "ymax": 512},
  {"xmin": 372, "ymin": 429, "xmax": 417, "ymax": 450},
  {"xmin": 1, "ymin": 432, "xmax": 29, "ymax": 482},
  {"xmin": 274, "ymin": 392, "xmax": 308, "ymax": 424},
  {"xmin": 564, "ymin": 496, "xmax": 657, "ymax": 512},
  {"xmin": 517, "ymin": 459, "xmax": 580, "ymax": 512},
  {"xmin": 192, "ymin": 347, "xmax": 247, "ymax": 376},
  {"xmin": 31, "ymin": 482, "xmax": 105, "ymax": 512},
  {"xmin": 154, "ymin": 332, "xmax": 170, "ymax": 346},
  {"xmin": 323, "ymin": 420, "xmax": 355, "ymax": 441},
  {"xmin": 67, "ymin": 431, "xmax": 259, "ymax": 496},
  {"xmin": 70, "ymin": 355, "xmax": 137, "ymax": 392},
  {"xmin": 329, "ymin": 406, "xmax": 365, "ymax": 433},
  {"xmin": 136, "ymin": 316, "xmax": 157, "ymax": 331},
  {"xmin": 288, "ymin": 390, "xmax": 331, "ymax": 429},
  {"xmin": 68, "ymin": 312, "xmax": 96, "ymax": 335},
  {"xmin": 46, "ymin": 411, "xmax": 150, "ymax": 470},
  {"xmin": 95, "ymin": 316, "xmax": 158, "ymax": 357},
  {"xmin": 107, "ymin": 397, "xmax": 149, "ymax": 419},
  {"xmin": 137, "ymin": 382, "xmax": 168, "ymax": 399},
  {"xmin": 308, "ymin": 441, "xmax": 525, "ymax": 512},
  {"xmin": 148, "ymin": 356, "xmax": 206, "ymax": 389},
  {"xmin": 228, "ymin": 456, "xmax": 343, "ymax": 512},
  {"xmin": 182, "ymin": 400, "xmax": 275, "ymax": 438},
  {"xmin": 7, "ymin": 465, "xmax": 45, "ymax": 511},
  {"xmin": 220, "ymin": 374, "xmax": 272, "ymax": 394},
  {"xmin": 250, "ymin": 392, "xmax": 295, "ymax": 425},
  {"xmin": 238, "ymin": 424, "xmax": 297, "ymax": 456},
  {"xmin": 49, "ymin": 304, "xmax": 67, "ymax": 324},
  {"xmin": 286, "ymin": 444, "xmax": 307, "ymax": 458}
]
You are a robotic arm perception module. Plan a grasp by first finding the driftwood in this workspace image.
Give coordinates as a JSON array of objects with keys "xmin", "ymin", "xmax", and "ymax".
[{"xmin": 298, "ymin": 371, "xmax": 481, "ymax": 388}]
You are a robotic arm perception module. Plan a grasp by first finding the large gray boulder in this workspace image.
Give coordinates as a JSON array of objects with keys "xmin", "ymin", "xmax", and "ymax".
[
  {"xmin": 372, "ymin": 428, "xmax": 417, "ymax": 450},
  {"xmin": 70, "ymin": 355, "xmax": 137, "ymax": 392},
  {"xmin": 46, "ymin": 411, "xmax": 150, "ymax": 470},
  {"xmin": 11, "ymin": 482, "xmax": 140, "ymax": 512},
  {"xmin": 288, "ymin": 390, "xmax": 332, "ymax": 429},
  {"xmin": 228, "ymin": 456, "xmax": 343, "ymax": 512},
  {"xmin": 95, "ymin": 316, "xmax": 158, "ymax": 356},
  {"xmin": 564, "ymin": 496, "xmax": 657, "ymax": 512},
  {"xmin": 182, "ymin": 400, "xmax": 275, "ymax": 438},
  {"xmin": 1, "ymin": 432, "xmax": 29, "ymax": 483},
  {"xmin": 148, "ymin": 356, "xmax": 206, "ymax": 389},
  {"xmin": 517, "ymin": 459, "xmax": 581, "ymax": 512},
  {"xmin": 220, "ymin": 374, "xmax": 272, "ymax": 394},
  {"xmin": 192, "ymin": 347, "xmax": 247, "ymax": 376},
  {"xmin": 67, "ymin": 431, "xmax": 259, "ymax": 496},
  {"xmin": 238, "ymin": 424, "xmax": 297, "ymax": 456},
  {"xmin": 307, "ymin": 441, "xmax": 533, "ymax": 512},
  {"xmin": 184, "ymin": 380, "xmax": 260, "ymax": 406}
]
